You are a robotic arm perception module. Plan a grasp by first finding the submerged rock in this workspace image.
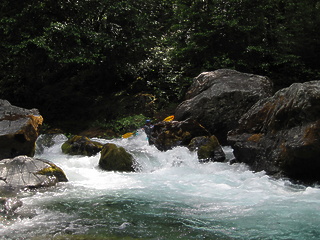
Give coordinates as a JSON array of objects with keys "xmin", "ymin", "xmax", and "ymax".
[
  {"xmin": 0, "ymin": 197, "xmax": 23, "ymax": 215},
  {"xmin": 99, "ymin": 143, "xmax": 135, "ymax": 172},
  {"xmin": 150, "ymin": 119, "xmax": 210, "ymax": 151},
  {"xmin": 0, "ymin": 99, "xmax": 43, "ymax": 160},
  {"xmin": 188, "ymin": 136, "xmax": 226, "ymax": 163},
  {"xmin": 61, "ymin": 135, "xmax": 103, "ymax": 156},
  {"xmin": 175, "ymin": 69, "xmax": 273, "ymax": 144},
  {"xmin": 36, "ymin": 134, "xmax": 68, "ymax": 155},
  {"xmin": 228, "ymin": 81, "xmax": 320, "ymax": 184},
  {"xmin": 0, "ymin": 155, "xmax": 68, "ymax": 192}
]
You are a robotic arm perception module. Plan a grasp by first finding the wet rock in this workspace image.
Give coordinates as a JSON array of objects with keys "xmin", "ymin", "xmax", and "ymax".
[
  {"xmin": 228, "ymin": 81, "xmax": 320, "ymax": 184},
  {"xmin": 99, "ymin": 143, "xmax": 135, "ymax": 172},
  {"xmin": 188, "ymin": 136, "xmax": 226, "ymax": 163},
  {"xmin": 0, "ymin": 99, "xmax": 43, "ymax": 160},
  {"xmin": 175, "ymin": 69, "xmax": 273, "ymax": 144},
  {"xmin": 150, "ymin": 119, "xmax": 210, "ymax": 151},
  {"xmin": 0, "ymin": 197, "xmax": 23, "ymax": 215},
  {"xmin": 61, "ymin": 135, "xmax": 103, "ymax": 156},
  {"xmin": 0, "ymin": 155, "xmax": 68, "ymax": 191},
  {"xmin": 36, "ymin": 134, "xmax": 68, "ymax": 155}
]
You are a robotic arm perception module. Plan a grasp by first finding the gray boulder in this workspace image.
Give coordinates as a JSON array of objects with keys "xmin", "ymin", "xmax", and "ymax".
[
  {"xmin": 0, "ymin": 100, "xmax": 43, "ymax": 160},
  {"xmin": 175, "ymin": 69, "xmax": 273, "ymax": 144},
  {"xmin": 228, "ymin": 81, "xmax": 320, "ymax": 184},
  {"xmin": 0, "ymin": 156, "xmax": 68, "ymax": 192},
  {"xmin": 36, "ymin": 134, "xmax": 68, "ymax": 155}
]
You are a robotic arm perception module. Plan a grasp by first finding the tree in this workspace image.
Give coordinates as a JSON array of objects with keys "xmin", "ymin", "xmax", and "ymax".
[
  {"xmin": 0, "ymin": 0, "xmax": 319, "ymax": 131},
  {"xmin": 0, "ymin": 0, "xmax": 170, "ymax": 125},
  {"xmin": 164, "ymin": 0, "xmax": 320, "ymax": 87}
]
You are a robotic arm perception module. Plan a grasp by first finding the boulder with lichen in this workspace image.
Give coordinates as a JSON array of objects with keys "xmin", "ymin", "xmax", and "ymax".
[
  {"xmin": 0, "ymin": 156, "xmax": 68, "ymax": 192},
  {"xmin": 0, "ymin": 99, "xmax": 43, "ymax": 160},
  {"xmin": 228, "ymin": 80, "xmax": 320, "ymax": 184}
]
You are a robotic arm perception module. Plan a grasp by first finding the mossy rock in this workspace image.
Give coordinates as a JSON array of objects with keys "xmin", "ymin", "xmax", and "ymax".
[
  {"xmin": 188, "ymin": 136, "xmax": 226, "ymax": 162},
  {"xmin": 61, "ymin": 135, "xmax": 103, "ymax": 156},
  {"xmin": 99, "ymin": 143, "xmax": 135, "ymax": 172},
  {"xmin": 36, "ymin": 160, "xmax": 68, "ymax": 182}
]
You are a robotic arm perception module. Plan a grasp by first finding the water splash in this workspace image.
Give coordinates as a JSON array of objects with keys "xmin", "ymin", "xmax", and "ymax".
[{"xmin": 1, "ymin": 133, "xmax": 320, "ymax": 240}]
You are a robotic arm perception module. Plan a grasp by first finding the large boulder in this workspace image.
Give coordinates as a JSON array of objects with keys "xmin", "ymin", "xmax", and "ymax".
[
  {"xmin": 175, "ymin": 69, "xmax": 273, "ymax": 144},
  {"xmin": 0, "ymin": 156, "xmax": 68, "ymax": 192},
  {"xmin": 0, "ymin": 100, "xmax": 43, "ymax": 160},
  {"xmin": 99, "ymin": 143, "xmax": 135, "ymax": 172},
  {"xmin": 61, "ymin": 135, "xmax": 103, "ymax": 156},
  {"xmin": 150, "ymin": 119, "xmax": 210, "ymax": 151},
  {"xmin": 228, "ymin": 81, "xmax": 320, "ymax": 184}
]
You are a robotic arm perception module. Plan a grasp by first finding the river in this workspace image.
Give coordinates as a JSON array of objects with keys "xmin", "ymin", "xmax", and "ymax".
[{"xmin": 1, "ymin": 131, "xmax": 320, "ymax": 239}]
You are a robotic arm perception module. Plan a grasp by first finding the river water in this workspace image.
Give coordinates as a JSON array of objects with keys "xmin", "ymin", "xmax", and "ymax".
[{"xmin": 1, "ymin": 131, "xmax": 320, "ymax": 240}]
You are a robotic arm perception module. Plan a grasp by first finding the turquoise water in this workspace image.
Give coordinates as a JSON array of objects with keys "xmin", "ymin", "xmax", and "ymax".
[{"xmin": 1, "ymin": 132, "xmax": 320, "ymax": 239}]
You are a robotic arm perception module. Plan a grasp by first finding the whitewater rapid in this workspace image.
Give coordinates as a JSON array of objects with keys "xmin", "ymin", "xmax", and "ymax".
[{"xmin": 1, "ymin": 131, "xmax": 320, "ymax": 239}]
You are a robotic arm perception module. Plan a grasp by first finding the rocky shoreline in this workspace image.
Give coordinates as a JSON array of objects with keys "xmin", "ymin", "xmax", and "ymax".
[
  {"xmin": 176, "ymin": 70, "xmax": 320, "ymax": 184},
  {"xmin": 1, "ymin": 69, "xmax": 319, "ymax": 215}
]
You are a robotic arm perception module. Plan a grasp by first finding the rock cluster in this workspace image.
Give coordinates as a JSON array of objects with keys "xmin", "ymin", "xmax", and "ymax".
[
  {"xmin": 2, "ymin": 70, "xmax": 319, "ymax": 185},
  {"xmin": 228, "ymin": 81, "xmax": 320, "ymax": 183},
  {"xmin": 150, "ymin": 119, "xmax": 210, "ymax": 151},
  {"xmin": 0, "ymin": 101, "xmax": 68, "ymax": 216},
  {"xmin": 149, "ymin": 119, "xmax": 226, "ymax": 163},
  {"xmin": 174, "ymin": 70, "xmax": 320, "ymax": 184}
]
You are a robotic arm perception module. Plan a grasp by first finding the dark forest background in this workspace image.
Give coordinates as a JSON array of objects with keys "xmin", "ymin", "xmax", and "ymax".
[{"xmin": 1, "ymin": 0, "xmax": 319, "ymax": 133}]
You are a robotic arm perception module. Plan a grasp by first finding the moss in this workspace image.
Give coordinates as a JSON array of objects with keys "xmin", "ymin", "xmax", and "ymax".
[
  {"xmin": 99, "ymin": 143, "xmax": 134, "ymax": 172},
  {"xmin": 61, "ymin": 141, "xmax": 72, "ymax": 153},
  {"xmin": 61, "ymin": 135, "xmax": 103, "ymax": 156},
  {"xmin": 36, "ymin": 163, "xmax": 68, "ymax": 182},
  {"xmin": 247, "ymin": 133, "xmax": 263, "ymax": 142},
  {"xmin": 198, "ymin": 136, "xmax": 220, "ymax": 159}
]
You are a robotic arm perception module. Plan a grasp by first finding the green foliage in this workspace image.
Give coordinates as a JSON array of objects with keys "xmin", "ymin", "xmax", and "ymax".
[
  {"xmin": 164, "ymin": 0, "xmax": 320, "ymax": 87},
  {"xmin": 0, "ymin": 0, "xmax": 169, "ymax": 122},
  {"xmin": 0, "ymin": 0, "xmax": 319, "ymax": 131},
  {"xmin": 93, "ymin": 114, "xmax": 147, "ymax": 136}
]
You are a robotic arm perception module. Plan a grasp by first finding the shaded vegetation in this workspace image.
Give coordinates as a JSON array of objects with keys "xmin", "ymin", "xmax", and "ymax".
[{"xmin": 1, "ymin": 0, "xmax": 319, "ymax": 133}]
